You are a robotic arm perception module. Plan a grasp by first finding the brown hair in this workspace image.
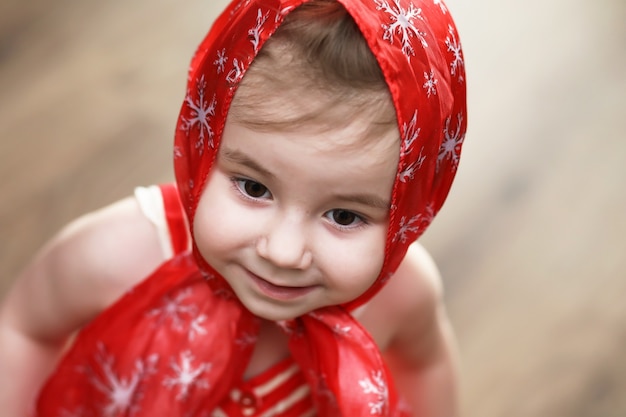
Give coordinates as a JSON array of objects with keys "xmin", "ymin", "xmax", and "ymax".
[{"xmin": 230, "ymin": 0, "xmax": 397, "ymax": 141}]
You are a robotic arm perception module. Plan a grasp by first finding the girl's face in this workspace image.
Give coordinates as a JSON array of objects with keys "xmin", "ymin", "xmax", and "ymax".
[{"xmin": 193, "ymin": 117, "xmax": 399, "ymax": 321}]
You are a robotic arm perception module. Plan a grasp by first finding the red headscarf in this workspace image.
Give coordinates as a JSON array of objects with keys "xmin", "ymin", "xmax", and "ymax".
[{"xmin": 35, "ymin": 1, "xmax": 466, "ymax": 415}]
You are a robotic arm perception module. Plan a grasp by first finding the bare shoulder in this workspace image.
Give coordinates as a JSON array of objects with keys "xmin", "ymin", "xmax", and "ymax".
[
  {"xmin": 379, "ymin": 242, "xmax": 443, "ymax": 327},
  {"xmin": 365, "ymin": 242, "xmax": 447, "ymax": 360},
  {"xmin": 0, "ymin": 195, "xmax": 165, "ymax": 341},
  {"xmin": 394, "ymin": 242, "xmax": 443, "ymax": 303}
]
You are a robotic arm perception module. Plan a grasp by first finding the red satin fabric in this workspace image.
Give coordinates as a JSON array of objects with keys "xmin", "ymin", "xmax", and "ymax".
[{"xmin": 35, "ymin": 0, "xmax": 466, "ymax": 415}]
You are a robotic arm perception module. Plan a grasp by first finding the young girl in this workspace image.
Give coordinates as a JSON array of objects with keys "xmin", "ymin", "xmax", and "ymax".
[{"xmin": 0, "ymin": 0, "xmax": 467, "ymax": 416}]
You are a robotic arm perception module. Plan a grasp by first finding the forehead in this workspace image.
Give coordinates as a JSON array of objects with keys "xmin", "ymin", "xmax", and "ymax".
[{"xmin": 220, "ymin": 114, "xmax": 400, "ymax": 173}]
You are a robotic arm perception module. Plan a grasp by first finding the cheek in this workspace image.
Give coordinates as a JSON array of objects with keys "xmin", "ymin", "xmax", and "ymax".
[
  {"xmin": 319, "ymin": 229, "xmax": 387, "ymax": 295},
  {"xmin": 192, "ymin": 177, "xmax": 247, "ymax": 258}
]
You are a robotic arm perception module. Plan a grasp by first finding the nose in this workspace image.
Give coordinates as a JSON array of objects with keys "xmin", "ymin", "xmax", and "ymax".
[{"xmin": 256, "ymin": 213, "xmax": 312, "ymax": 270}]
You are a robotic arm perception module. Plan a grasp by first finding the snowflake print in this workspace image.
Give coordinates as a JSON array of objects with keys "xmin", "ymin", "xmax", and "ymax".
[
  {"xmin": 276, "ymin": 319, "xmax": 302, "ymax": 336},
  {"xmin": 308, "ymin": 371, "xmax": 338, "ymax": 410},
  {"xmin": 214, "ymin": 48, "xmax": 228, "ymax": 74},
  {"xmin": 401, "ymin": 110, "xmax": 421, "ymax": 157},
  {"xmin": 215, "ymin": 287, "xmax": 236, "ymax": 300},
  {"xmin": 84, "ymin": 343, "xmax": 158, "ymax": 417},
  {"xmin": 421, "ymin": 203, "xmax": 435, "ymax": 226},
  {"xmin": 180, "ymin": 75, "xmax": 216, "ymax": 153},
  {"xmin": 392, "ymin": 215, "xmax": 421, "ymax": 243},
  {"xmin": 438, "ymin": 112, "xmax": 465, "ymax": 171},
  {"xmin": 226, "ymin": 58, "xmax": 245, "ymax": 85},
  {"xmin": 375, "ymin": 0, "xmax": 427, "ymax": 57},
  {"xmin": 249, "ymin": 9, "xmax": 270, "ymax": 53},
  {"xmin": 359, "ymin": 371, "xmax": 389, "ymax": 415},
  {"xmin": 433, "ymin": 0, "xmax": 447, "ymax": 14},
  {"xmin": 332, "ymin": 324, "xmax": 352, "ymax": 336},
  {"xmin": 235, "ymin": 331, "xmax": 258, "ymax": 347},
  {"xmin": 398, "ymin": 111, "xmax": 425, "ymax": 183},
  {"xmin": 231, "ymin": 0, "xmax": 253, "ymax": 16},
  {"xmin": 163, "ymin": 351, "xmax": 211, "ymax": 400},
  {"xmin": 423, "ymin": 70, "xmax": 438, "ymax": 97},
  {"xmin": 307, "ymin": 310, "xmax": 324, "ymax": 321},
  {"xmin": 279, "ymin": 6, "xmax": 295, "ymax": 19},
  {"xmin": 445, "ymin": 25, "xmax": 464, "ymax": 81},
  {"xmin": 398, "ymin": 162, "xmax": 415, "ymax": 183},
  {"xmin": 398, "ymin": 150, "xmax": 425, "ymax": 183},
  {"xmin": 147, "ymin": 288, "xmax": 197, "ymax": 332},
  {"xmin": 201, "ymin": 269, "xmax": 216, "ymax": 281},
  {"xmin": 173, "ymin": 145, "xmax": 183, "ymax": 159},
  {"xmin": 188, "ymin": 314, "xmax": 209, "ymax": 341}
]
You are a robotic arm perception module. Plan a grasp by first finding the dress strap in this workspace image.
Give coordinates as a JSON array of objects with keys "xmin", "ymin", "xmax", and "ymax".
[{"xmin": 158, "ymin": 183, "xmax": 191, "ymax": 256}]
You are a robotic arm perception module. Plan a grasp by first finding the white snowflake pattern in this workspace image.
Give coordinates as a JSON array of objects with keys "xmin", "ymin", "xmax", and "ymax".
[
  {"xmin": 398, "ymin": 148, "xmax": 425, "ymax": 183},
  {"xmin": 309, "ymin": 371, "xmax": 338, "ymax": 410},
  {"xmin": 399, "ymin": 164, "xmax": 415, "ymax": 183},
  {"xmin": 173, "ymin": 145, "xmax": 183, "ymax": 159},
  {"xmin": 398, "ymin": 111, "xmax": 426, "ymax": 182},
  {"xmin": 179, "ymin": 75, "xmax": 217, "ymax": 153},
  {"xmin": 306, "ymin": 312, "xmax": 352, "ymax": 336},
  {"xmin": 214, "ymin": 48, "xmax": 228, "ymax": 74},
  {"xmin": 445, "ymin": 25, "xmax": 464, "ymax": 81},
  {"xmin": 163, "ymin": 351, "xmax": 211, "ymax": 400},
  {"xmin": 249, "ymin": 8, "xmax": 270, "ymax": 53},
  {"xmin": 226, "ymin": 58, "xmax": 245, "ymax": 85},
  {"xmin": 215, "ymin": 288, "xmax": 236, "ymax": 300},
  {"xmin": 201, "ymin": 270, "xmax": 216, "ymax": 281},
  {"xmin": 279, "ymin": 6, "xmax": 294, "ymax": 20},
  {"xmin": 235, "ymin": 331, "xmax": 258, "ymax": 347},
  {"xmin": 189, "ymin": 314, "xmax": 209, "ymax": 341},
  {"xmin": 276, "ymin": 319, "xmax": 301, "ymax": 336},
  {"xmin": 147, "ymin": 288, "xmax": 197, "ymax": 332},
  {"xmin": 84, "ymin": 343, "xmax": 159, "ymax": 417},
  {"xmin": 401, "ymin": 110, "xmax": 421, "ymax": 157},
  {"xmin": 307, "ymin": 311, "xmax": 324, "ymax": 321},
  {"xmin": 375, "ymin": 0, "xmax": 427, "ymax": 57},
  {"xmin": 332, "ymin": 324, "xmax": 352, "ymax": 336},
  {"xmin": 392, "ymin": 215, "xmax": 421, "ymax": 243},
  {"xmin": 438, "ymin": 112, "xmax": 465, "ymax": 171},
  {"xmin": 433, "ymin": 0, "xmax": 448, "ymax": 14},
  {"xmin": 232, "ymin": 0, "xmax": 253, "ymax": 15},
  {"xmin": 359, "ymin": 371, "xmax": 389, "ymax": 415},
  {"xmin": 423, "ymin": 70, "xmax": 438, "ymax": 97},
  {"xmin": 422, "ymin": 203, "xmax": 436, "ymax": 225}
]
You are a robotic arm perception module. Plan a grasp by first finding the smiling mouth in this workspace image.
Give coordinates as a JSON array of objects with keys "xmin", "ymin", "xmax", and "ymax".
[{"xmin": 246, "ymin": 271, "xmax": 316, "ymax": 301}]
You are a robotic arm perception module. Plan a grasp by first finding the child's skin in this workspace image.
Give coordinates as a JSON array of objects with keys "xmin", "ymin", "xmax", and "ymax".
[{"xmin": 0, "ymin": 1, "xmax": 463, "ymax": 416}]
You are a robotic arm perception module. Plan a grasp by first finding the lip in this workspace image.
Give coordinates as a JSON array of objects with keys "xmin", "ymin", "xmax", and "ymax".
[{"xmin": 246, "ymin": 270, "xmax": 316, "ymax": 301}]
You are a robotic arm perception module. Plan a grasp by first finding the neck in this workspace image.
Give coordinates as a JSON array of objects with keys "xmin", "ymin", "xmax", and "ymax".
[{"xmin": 244, "ymin": 319, "xmax": 291, "ymax": 379}]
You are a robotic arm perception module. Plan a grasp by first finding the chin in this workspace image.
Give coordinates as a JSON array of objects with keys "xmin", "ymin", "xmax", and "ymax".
[{"xmin": 243, "ymin": 301, "xmax": 308, "ymax": 322}]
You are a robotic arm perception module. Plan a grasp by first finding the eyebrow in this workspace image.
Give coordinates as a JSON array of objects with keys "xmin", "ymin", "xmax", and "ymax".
[
  {"xmin": 221, "ymin": 148, "xmax": 275, "ymax": 179},
  {"xmin": 335, "ymin": 193, "xmax": 391, "ymax": 211}
]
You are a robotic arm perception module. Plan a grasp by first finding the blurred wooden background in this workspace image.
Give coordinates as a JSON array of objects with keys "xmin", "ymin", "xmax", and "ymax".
[{"xmin": 1, "ymin": 0, "xmax": 625, "ymax": 416}]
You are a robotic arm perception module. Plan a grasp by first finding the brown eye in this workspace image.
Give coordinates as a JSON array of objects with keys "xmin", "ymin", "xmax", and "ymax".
[
  {"xmin": 235, "ymin": 179, "xmax": 271, "ymax": 199},
  {"xmin": 329, "ymin": 209, "xmax": 359, "ymax": 227}
]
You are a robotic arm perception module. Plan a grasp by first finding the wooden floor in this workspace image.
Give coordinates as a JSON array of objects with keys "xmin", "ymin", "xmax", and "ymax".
[{"xmin": 1, "ymin": 0, "xmax": 625, "ymax": 415}]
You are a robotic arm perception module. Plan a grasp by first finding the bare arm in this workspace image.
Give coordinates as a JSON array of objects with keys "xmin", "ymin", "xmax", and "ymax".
[
  {"xmin": 383, "ymin": 244, "xmax": 460, "ymax": 417},
  {"xmin": 0, "ymin": 196, "xmax": 165, "ymax": 416}
]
